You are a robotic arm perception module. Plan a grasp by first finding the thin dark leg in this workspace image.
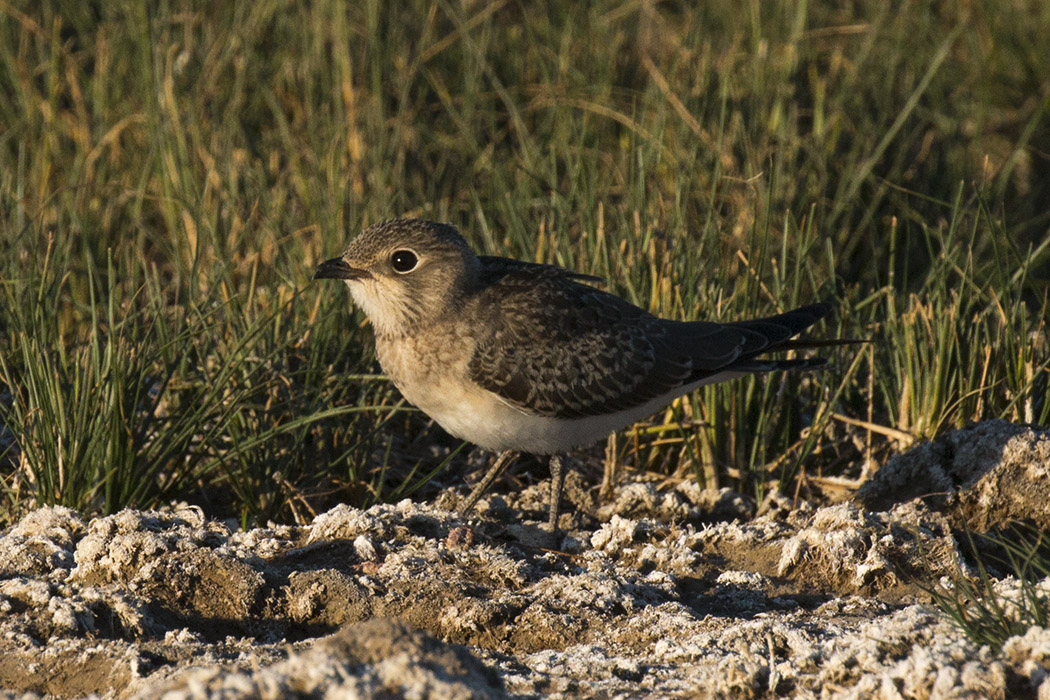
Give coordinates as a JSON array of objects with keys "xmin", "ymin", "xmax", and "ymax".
[
  {"xmin": 546, "ymin": 454, "xmax": 566, "ymax": 534},
  {"xmin": 459, "ymin": 450, "xmax": 519, "ymax": 517}
]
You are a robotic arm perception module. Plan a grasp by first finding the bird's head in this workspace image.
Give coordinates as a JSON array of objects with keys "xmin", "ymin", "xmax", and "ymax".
[{"xmin": 314, "ymin": 218, "xmax": 480, "ymax": 337}]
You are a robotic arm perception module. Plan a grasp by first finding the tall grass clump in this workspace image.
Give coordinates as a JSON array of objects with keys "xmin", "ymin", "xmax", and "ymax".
[{"xmin": 0, "ymin": 239, "xmax": 423, "ymax": 524}]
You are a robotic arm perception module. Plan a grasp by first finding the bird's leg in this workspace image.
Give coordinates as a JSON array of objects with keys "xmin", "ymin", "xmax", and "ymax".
[
  {"xmin": 459, "ymin": 450, "xmax": 519, "ymax": 517},
  {"xmin": 546, "ymin": 454, "xmax": 566, "ymax": 534}
]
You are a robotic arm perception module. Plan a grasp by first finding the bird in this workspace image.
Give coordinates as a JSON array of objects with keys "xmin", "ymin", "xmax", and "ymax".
[{"xmin": 315, "ymin": 218, "xmax": 841, "ymax": 537}]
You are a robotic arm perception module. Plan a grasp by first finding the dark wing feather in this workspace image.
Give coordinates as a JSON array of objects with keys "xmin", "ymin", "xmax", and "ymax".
[
  {"xmin": 467, "ymin": 269, "xmax": 697, "ymax": 419},
  {"xmin": 468, "ymin": 261, "xmax": 833, "ymax": 419}
]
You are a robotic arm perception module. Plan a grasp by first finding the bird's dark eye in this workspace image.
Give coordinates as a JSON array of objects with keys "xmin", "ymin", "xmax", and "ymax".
[{"xmin": 391, "ymin": 249, "xmax": 418, "ymax": 273}]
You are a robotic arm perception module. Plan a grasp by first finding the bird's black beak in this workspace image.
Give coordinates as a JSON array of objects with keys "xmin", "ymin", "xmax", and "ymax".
[{"xmin": 313, "ymin": 257, "xmax": 369, "ymax": 280}]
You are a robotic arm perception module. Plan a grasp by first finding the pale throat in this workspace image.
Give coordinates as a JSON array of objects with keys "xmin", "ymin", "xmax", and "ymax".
[
  {"xmin": 345, "ymin": 278, "xmax": 447, "ymax": 340},
  {"xmin": 346, "ymin": 280, "xmax": 407, "ymax": 338}
]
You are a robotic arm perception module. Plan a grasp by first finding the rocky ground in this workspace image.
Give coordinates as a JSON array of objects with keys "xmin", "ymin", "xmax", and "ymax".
[{"xmin": 2, "ymin": 419, "xmax": 1050, "ymax": 699}]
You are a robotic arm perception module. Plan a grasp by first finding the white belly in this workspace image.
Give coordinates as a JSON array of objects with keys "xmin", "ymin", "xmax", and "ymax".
[
  {"xmin": 442, "ymin": 373, "xmax": 741, "ymax": 454},
  {"xmin": 376, "ymin": 328, "xmax": 739, "ymax": 454}
]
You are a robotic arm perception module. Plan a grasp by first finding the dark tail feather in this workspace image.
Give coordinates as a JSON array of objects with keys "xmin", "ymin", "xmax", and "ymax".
[
  {"xmin": 739, "ymin": 302, "xmax": 869, "ymax": 354},
  {"xmin": 734, "ymin": 302, "xmax": 865, "ymax": 373},
  {"xmin": 743, "ymin": 302, "xmax": 833, "ymax": 332},
  {"xmin": 729, "ymin": 302, "xmax": 829, "ymax": 347},
  {"xmin": 685, "ymin": 301, "xmax": 861, "ymax": 380}
]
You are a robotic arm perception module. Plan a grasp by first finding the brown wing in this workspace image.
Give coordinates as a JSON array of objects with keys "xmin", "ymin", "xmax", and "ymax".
[
  {"xmin": 467, "ymin": 257, "xmax": 838, "ymax": 419},
  {"xmin": 466, "ymin": 264, "xmax": 772, "ymax": 419}
]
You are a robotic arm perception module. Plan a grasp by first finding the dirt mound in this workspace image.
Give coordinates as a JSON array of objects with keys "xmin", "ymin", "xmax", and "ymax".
[
  {"xmin": 2, "ymin": 420, "xmax": 1049, "ymax": 698},
  {"xmin": 857, "ymin": 419, "xmax": 1050, "ymax": 531}
]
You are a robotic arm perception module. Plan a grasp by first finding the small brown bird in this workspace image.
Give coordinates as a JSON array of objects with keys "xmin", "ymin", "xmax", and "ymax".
[{"xmin": 316, "ymin": 218, "xmax": 838, "ymax": 536}]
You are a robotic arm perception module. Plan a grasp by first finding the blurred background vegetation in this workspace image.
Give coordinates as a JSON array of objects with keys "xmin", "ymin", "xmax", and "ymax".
[{"xmin": 1, "ymin": 0, "xmax": 1047, "ymax": 527}]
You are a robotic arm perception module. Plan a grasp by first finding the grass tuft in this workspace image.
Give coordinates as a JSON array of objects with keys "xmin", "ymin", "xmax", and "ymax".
[{"xmin": 926, "ymin": 527, "xmax": 1050, "ymax": 651}]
